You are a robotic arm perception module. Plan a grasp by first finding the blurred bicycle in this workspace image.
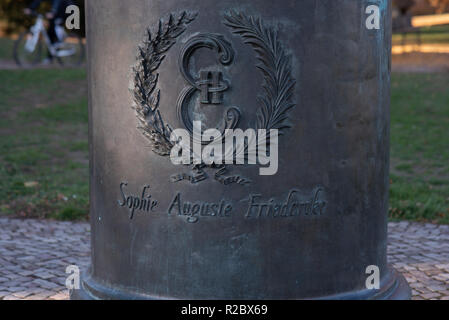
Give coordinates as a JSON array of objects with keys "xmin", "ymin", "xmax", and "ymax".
[{"xmin": 14, "ymin": 11, "xmax": 84, "ymax": 67}]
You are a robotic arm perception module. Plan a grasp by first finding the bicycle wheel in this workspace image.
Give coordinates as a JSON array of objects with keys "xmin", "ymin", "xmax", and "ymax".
[
  {"xmin": 13, "ymin": 31, "xmax": 44, "ymax": 67},
  {"xmin": 56, "ymin": 33, "xmax": 85, "ymax": 67}
]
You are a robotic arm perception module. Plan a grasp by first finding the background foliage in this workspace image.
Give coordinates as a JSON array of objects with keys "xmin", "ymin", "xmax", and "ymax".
[{"xmin": 393, "ymin": 0, "xmax": 449, "ymax": 14}]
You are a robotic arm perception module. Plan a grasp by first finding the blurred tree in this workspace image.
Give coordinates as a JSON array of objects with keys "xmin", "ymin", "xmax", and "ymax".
[
  {"xmin": 393, "ymin": 0, "xmax": 449, "ymax": 14},
  {"xmin": 0, "ymin": 0, "xmax": 85, "ymax": 36},
  {"xmin": 394, "ymin": 0, "xmax": 417, "ymax": 14},
  {"xmin": 428, "ymin": 0, "xmax": 449, "ymax": 13}
]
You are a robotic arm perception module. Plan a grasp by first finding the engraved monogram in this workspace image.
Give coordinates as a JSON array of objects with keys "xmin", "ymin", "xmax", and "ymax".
[
  {"xmin": 132, "ymin": 10, "xmax": 296, "ymax": 185},
  {"xmin": 177, "ymin": 33, "xmax": 241, "ymax": 138}
]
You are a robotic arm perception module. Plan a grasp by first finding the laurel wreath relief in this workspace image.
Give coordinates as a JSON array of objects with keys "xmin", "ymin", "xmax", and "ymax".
[
  {"xmin": 132, "ymin": 10, "xmax": 296, "ymax": 184},
  {"xmin": 133, "ymin": 11, "xmax": 197, "ymax": 156},
  {"xmin": 223, "ymin": 11, "xmax": 296, "ymax": 134}
]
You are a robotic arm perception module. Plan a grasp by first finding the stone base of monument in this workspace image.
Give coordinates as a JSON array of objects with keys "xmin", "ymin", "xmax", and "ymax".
[{"xmin": 71, "ymin": 267, "xmax": 410, "ymax": 300}]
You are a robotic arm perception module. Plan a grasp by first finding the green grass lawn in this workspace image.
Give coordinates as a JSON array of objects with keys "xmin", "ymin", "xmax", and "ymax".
[
  {"xmin": 0, "ymin": 68, "xmax": 448, "ymax": 223},
  {"xmin": 390, "ymin": 73, "xmax": 449, "ymax": 224},
  {"xmin": 393, "ymin": 25, "xmax": 449, "ymax": 45},
  {"xmin": 0, "ymin": 37, "xmax": 14, "ymax": 61},
  {"xmin": 0, "ymin": 68, "xmax": 89, "ymax": 220}
]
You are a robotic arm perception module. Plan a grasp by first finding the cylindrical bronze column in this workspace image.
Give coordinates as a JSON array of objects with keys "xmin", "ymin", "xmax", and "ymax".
[{"xmin": 74, "ymin": 0, "xmax": 410, "ymax": 299}]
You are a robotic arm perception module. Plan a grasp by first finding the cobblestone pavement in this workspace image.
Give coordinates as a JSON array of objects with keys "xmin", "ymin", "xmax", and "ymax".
[
  {"xmin": 0, "ymin": 218, "xmax": 448, "ymax": 300},
  {"xmin": 0, "ymin": 218, "xmax": 90, "ymax": 300},
  {"xmin": 389, "ymin": 222, "xmax": 449, "ymax": 300}
]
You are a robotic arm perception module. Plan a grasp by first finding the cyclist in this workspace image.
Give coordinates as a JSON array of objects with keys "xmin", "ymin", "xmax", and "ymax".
[{"xmin": 24, "ymin": 0, "xmax": 74, "ymax": 47}]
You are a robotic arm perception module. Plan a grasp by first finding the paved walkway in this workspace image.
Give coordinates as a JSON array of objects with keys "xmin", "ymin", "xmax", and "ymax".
[
  {"xmin": 389, "ymin": 222, "xmax": 449, "ymax": 300},
  {"xmin": 0, "ymin": 218, "xmax": 90, "ymax": 300},
  {"xmin": 0, "ymin": 218, "xmax": 448, "ymax": 300},
  {"xmin": 392, "ymin": 52, "xmax": 449, "ymax": 73}
]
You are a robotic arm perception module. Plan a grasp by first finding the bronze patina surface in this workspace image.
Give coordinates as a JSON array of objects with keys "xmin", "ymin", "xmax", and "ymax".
[{"xmin": 73, "ymin": 0, "xmax": 411, "ymax": 300}]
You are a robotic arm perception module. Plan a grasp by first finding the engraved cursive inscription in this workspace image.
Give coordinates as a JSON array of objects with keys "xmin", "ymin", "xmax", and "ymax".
[
  {"xmin": 168, "ymin": 193, "xmax": 233, "ymax": 223},
  {"xmin": 118, "ymin": 181, "xmax": 328, "ymax": 224},
  {"xmin": 118, "ymin": 182, "xmax": 158, "ymax": 219},
  {"xmin": 244, "ymin": 188, "xmax": 326, "ymax": 219}
]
